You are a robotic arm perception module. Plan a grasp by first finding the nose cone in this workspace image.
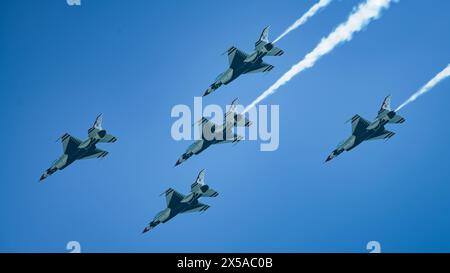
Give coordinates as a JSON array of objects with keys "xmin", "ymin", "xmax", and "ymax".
[
  {"xmin": 174, "ymin": 158, "xmax": 184, "ymax": 167},
  {"xmin": 203, "ymin": 87, "xmax": 213, "ymax": 97},
  {"xmin": 142, "ymin": 227, "xmax": 150, "ymax": 234},
  {"xmin": 325, "ymin": 154, "xmax": 334, "ymax": 162},
  {"xmin": 39, "ymin": 173, "xmax": 47, "ymax": 182}
]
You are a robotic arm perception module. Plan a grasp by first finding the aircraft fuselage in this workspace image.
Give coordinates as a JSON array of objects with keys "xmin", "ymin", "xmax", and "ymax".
[
  {"xmin": 221, "ymin": 53, "xmax": 267, "ymax": 86},
  {"xmin": 155, "ymin": 197, "xmax": 202, "ymax": 224},
  {"xmin": 346, "ymin": 118, "xmax": 389, "ymax": 151},
  {"xmin": 53, "ymin": 138, "xmax": 99, "ymax": 170}
]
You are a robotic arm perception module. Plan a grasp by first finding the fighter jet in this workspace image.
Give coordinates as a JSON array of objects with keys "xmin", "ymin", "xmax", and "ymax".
[
  {"xmin": 143, "ymin": 169, "xmax": 218, "ymax": 233},
  {"xmin": 40, "ymin": 114, "xmax": 117, "ymax": 181},
  {"xmin": 175, "ymin": 98, "xmax": 251, "ymax": 166},
  {"xmin": 203, "ymin": 26, "xmax": 284, "ymax": 96},
  {"xmin": 326, "ymin": 96, "xmax": 405, "ymax": 162}
]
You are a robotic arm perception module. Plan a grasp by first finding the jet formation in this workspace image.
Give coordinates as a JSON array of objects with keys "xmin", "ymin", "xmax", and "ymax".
[
  {"xmin": 38, "ymin": 19, "xmax": 430, "ymax": 236},
  {"xmin": 326, "ymin": 96, "xmax": 405, "ymax": 162},
  {"xmin": 40, "ymin": 114, "xmax": 117, "ymax": 181},
  {"xmin": 203, "ymin": 27, "xmax": 284, "ymax": 96},
  {"xmin": 143, "ymin": 170, "xmax": 218, "ymax": 233},
  {"xmin": 175, "ymin": 98, "xmax": 251, "ymax": 166}
]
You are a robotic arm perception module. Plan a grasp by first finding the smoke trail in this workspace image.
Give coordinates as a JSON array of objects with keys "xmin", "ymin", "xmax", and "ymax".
[
  {"xmin": 396, "ymin": 64, "xmax": 450, "ymax": 111},
  {"xmin": 273, "ymin": 0, "xmax": 332, "ymax": 44},
  {"xmin": 244, "ymin": 0, "xmax": 395, "ymax": 113}
]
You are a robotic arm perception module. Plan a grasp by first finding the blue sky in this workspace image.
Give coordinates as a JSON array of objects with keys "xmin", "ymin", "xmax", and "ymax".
[{"xmin": 1, "ymin": 0, "xmax": 450, "ymax": 253}]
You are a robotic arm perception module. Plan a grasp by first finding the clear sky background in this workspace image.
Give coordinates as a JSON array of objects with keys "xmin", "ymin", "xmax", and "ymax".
[{"xmin": 1, "ymin": 0, "xmax": 450, "ymax": 253}]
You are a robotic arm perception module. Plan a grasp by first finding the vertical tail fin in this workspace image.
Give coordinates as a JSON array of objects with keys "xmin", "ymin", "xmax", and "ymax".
[
  {"xmin": 255, "ymin": 26, "xmax": 284, "ymax": 56},
  {"xmin": 378, "ymin": 95, "xmax": 392, "ymax": 115},
  {"xmin": 224, "ymin": 98, "xmax": 252, "ymax": 127},
  {"xmin": 190, "ymin": 170, "xmax": 219, "ymax": 197},
  {"xmin": 255, "ymin": 26, "xmax": 270, "ymax": 49},
  {"xmin": 88, "ymin": 114, "xmax": 103, "ymax": 137},
  {"xmin": 377, "ymin": 96, "xmax": 406, "ymax": 124},
  {"xmin": 87, "ymin": 114, "xmax": 117, "ymax": 142},
  {"xmin": 259, "ymin": 26, "xmax": 270, "ymax": 43}
]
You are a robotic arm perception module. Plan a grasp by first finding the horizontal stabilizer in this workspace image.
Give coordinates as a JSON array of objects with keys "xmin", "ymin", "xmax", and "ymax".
[
  {"xmin": 266, "ymin": 46, "xmax": 284, "ymax": 57},
  {"xmin": 98, "ymin": 134, "xmax": 117, "ymax": 143},
  {"xmin": 388, "ymin": 114, "xmax": 405, "ymax": 124},
  {"xmin": 202, "ymin": 189, "xmax": 219, "ymax": 197}
]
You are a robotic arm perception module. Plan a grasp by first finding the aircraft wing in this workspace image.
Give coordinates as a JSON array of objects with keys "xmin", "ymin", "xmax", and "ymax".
[
  {"xmin": 367, "ymin": 130, "xmax": 395, "ymax": 141},
  {"xmin": 351, "ymin": 115, "xmax": 370, "ymax": 134},
  {"xmin": 198, "ymin": 117, "xmax": 219, "ymax": 138},
  {"xmin": 199, "ymin": 117, "xmax": 218, "ymax": 128},
  {"xmin": 227, "ymin": 47, "xmax": 248, "ymax": 69},
  {"xmin": 164, "ymin": 188, "xmax": 185, "ymax": 208},
  {"xmin": 181, "ymin": 202, "xmax": 210, "ymax": 214},
  {"xmin": 79, "ymin": 148, "xmax": 109, "ymax": 160},
  {"xmin": 61, "ymin": 133, "xmax": 82, "ymax": 154},
  {"xmin": 244, "ymin": 62, "xmax": 274, "ymax": 74}
]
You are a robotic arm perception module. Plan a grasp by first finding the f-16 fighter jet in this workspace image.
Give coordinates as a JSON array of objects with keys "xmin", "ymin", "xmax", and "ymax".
[
  {"xmin": 143, "ymin": 169, "xmax": 218, "ymax": 233},
  {"xmin": 326, "ymin": 96, "xmax": 405, "ymax": 162},
  {"xmin": 203, "ymin": 26, "xmax": 284, "ymax": 96},
  {"xmin": 175, "ymin": 99, "xmax": 251, "ymax": 166},
  {"xmin": 40, "ymin": 114, "xmax": 117, "ymax": 181}
]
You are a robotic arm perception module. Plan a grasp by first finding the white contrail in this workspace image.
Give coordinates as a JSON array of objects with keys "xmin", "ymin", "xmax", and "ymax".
[
  {"xmin": 244, "ymin": 0, "xmax": 395, "ymax": 113},
  {"xmin": 273, "ymin": 0, "xmax": 332, "ymax": 44},
  {"xmin": 396, "ymin": 64, "xmax": 450, "ymax": 112}
]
